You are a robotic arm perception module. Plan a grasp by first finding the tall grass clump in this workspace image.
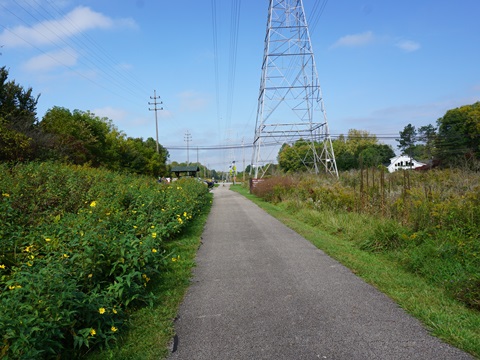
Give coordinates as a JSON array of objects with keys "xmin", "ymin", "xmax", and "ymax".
[
  {"xmin": 0, "ymin": 162, "xmax": 210, "ymax": 359},
  {"xmin": 251, "ymin": 169, "xmax": 480, "ymax": 310}
]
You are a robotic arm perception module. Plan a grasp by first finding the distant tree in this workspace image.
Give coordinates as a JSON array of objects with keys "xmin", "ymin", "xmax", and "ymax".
[
  {"xmin": 41, "ymin": 107, "xmax": 169, "ymax": 176},
  {"xmin": 396, "ymin": 124, "xmax": 417, "ymax": 158},
  {"xmin": 418, "ymin": 124, "xmax": 437, "ymax": 159},
  {"xmin": 0, "ymin": 67, "xmax": 40, "ymax": 161},
  {"xmin": 41, "ymin": 107, "xmax": 98, "ymax": 164},
  {"xmin": 435, "ymin": 102, "xmax": 480, "ymax": 165},
  {"xmin": 278, "ymin": 138, "xmax": 337, "ymax": 174},
  {"xmin": 331, "ymin": 129, "xmax": 381, "ymax": 171},
  {"xmin": 343, "ymin": 129, "xmax": 378, "ymax": 155},
  {"xmin": 359, "ymin": 144, "xmax": 395, "ymax": 167}
]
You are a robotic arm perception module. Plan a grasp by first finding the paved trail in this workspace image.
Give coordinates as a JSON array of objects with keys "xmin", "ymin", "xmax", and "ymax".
[{"xmin": 169, "ymin": 185, "xmax": 472, "ymax": 360}]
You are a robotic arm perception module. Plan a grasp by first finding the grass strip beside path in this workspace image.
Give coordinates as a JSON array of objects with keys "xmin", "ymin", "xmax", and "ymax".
[
  {"xmin": 231, "ymin": 185, "xmax": 480, "ymax": 359},
  {"xmin": 87, "ymin": 195, "xmax": 212, "ymax": 360}
]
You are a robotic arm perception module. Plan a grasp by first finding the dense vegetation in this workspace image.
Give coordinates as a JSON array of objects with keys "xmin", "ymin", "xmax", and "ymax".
[
  {"xmin": 251, "ymin": 170, "xmax": 480, "ymax": 311},
  {"xmin": 0, "ymin": 67, "xmax": 169, "ymax": 177},
  {"xmin": 0, "ymin": 162, "xmax": 210, "ymax": 358},
  {"xmin": 276, "ymin": 102, "xmax": 480, "ymax": 173}
]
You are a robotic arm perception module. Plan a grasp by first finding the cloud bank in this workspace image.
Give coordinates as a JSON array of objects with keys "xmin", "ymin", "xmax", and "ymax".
[{"xmin": 0, "ymin": 6, "xmax": 136, "ymax": 48}]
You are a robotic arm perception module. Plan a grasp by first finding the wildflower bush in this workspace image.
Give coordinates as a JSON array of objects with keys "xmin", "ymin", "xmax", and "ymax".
[
  {"xmin": 0, "ymin": 162, "xmax": 210, "ymax": 359},
  {"xmin": 251, "ymin": 170, "xmax": 480, "ymax": 310}
]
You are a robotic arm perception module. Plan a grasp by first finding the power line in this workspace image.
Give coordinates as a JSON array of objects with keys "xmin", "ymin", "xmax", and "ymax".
[
  {"xmin": 163, "ymin": 135, "xmax": 409, "ymax": 151},
  {"xmin": 2, "ymin": 2, "xmax": 150, "ymax": 107}
]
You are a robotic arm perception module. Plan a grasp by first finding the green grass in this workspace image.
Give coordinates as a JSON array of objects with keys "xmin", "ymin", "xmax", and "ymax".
[
  {"xmin": 231, "ymin": 184, "xmax": 480, "ymax": 358},
  {"xmin": 86, "ymin": 195, "xmax": 212, "ymax": 360}
]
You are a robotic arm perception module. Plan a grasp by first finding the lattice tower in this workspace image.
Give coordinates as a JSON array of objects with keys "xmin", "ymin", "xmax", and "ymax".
[{"xmin": 251, "ymin": 0, "xmax": 338, "ymax": 178}]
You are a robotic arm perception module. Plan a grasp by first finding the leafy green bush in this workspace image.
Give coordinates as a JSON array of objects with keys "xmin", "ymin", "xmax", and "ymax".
[{"xmin": 0, "ymin": 162, "xmax": 210, "ymax": 358}]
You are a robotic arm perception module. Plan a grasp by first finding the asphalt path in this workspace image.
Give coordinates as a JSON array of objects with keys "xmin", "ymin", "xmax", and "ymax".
[{"xmin": 168, "ymin": 185, "xmax": 472, "ymax": 360}]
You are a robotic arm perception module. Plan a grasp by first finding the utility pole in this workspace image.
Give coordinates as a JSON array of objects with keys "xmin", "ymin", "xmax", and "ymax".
[
  {"xmin": 148, "ymin": 90, "xmax": 163, "ymax": 153},
  {"xmin": 184, "ymin": 131, "xmax": 192, "ymax": 165},
  {"xmin": 242, "ymin": 138, "xmax": 246, "ymax": 182}
]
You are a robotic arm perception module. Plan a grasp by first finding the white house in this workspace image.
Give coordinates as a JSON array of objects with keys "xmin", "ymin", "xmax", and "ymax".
[{"xmin": 387, "ymin": 155, "xmax": 426, "ymax": 173}]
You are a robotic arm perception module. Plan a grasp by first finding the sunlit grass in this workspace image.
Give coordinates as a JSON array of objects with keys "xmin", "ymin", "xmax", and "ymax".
[{"xmin": 231, "ymin": 184, "xmax": 480, "ymax": 358}]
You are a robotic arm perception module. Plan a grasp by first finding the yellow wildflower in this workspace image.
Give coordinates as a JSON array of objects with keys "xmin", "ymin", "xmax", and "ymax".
[
  {"xmin": 0, "ymin": 264, "xmax": 5, "ymax": 269},
  {"xmin": 152, "ymin": 232, "xmax": 157, "ymax": 238},
  {"xmin": 2, "ymin": 193, "xmax": 10, "ymax": 197},
  {"xmin": 90, "ymin": 201, "xmax": 97, "ymax": 207},
  {"xmin": 177, "ymin": 218, "xmax": 183, "ymax": 224},
  {"xmin": 150, "ymin": 225, "xmax": 155, "ymax": 229},
  {"xmin": 111, "ymin": 326, "xmax": 118, "ymax": 332},
  {"xmin": 27, "ymin": 262, "xmax": 33, "ymax": 267},
  {"xmin": 112, "ymin": 308, "xmax": 118, "ymax": 314},
  {"xmin": 88, "ymin": 274, "xmax": 93, "ymax": 278},
  {"xmin": 90, "ymin": 329, "xmax": 96, "ymax": 336},
  {"xmin": 63, "ymin": 254, "xmax": 69, "ymax": 259},
  {"xmin": 99, "ymin": 308, "xmax": 106, "ymax": 314},
  {"xmin": 45, "ymin": 238, "xmax": 51, "ymax": 242},
  {"xmin": 152, "ymin": 249, "xmax": 157, "ymax": 253},
  {"xmin": 183, "ymin": 212, "xmax": 187, "ymax": 217},
  {"xmin": 172, "ymin": 257, "xmax": 177, "ymax": 262}
]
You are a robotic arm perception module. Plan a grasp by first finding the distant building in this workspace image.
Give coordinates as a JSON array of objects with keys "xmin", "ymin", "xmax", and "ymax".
[
  {"xmin": 171, "ymin": 166, "xmax": 200, "ymax": 178},
  {"xmin": 387, "ymin": 155, "xmax": 426, "ymax": 173}
]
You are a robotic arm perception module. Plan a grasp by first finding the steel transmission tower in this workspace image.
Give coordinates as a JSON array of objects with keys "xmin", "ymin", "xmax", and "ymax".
[{"xmin": 251, "ymin": 0, "xmax": 338, "ymax": 178}]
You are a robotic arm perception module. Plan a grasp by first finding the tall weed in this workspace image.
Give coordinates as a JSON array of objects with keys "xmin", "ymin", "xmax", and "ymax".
[
  {"xmin": 0, "ymin": 162, "xmax": 210, "ymax": 358},
  {"xmin": 252, "ymin": 170, "xmax": 480, "ymax": 310}
]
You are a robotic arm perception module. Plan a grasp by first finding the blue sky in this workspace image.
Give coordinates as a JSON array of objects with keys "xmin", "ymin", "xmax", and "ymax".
[{"xmin": 1, "ymin": 0, "xmax": 479, "ymax": 171}]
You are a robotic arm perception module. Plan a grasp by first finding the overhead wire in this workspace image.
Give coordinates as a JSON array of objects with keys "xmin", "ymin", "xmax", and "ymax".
[
  {"xmin": 163, "ymin": 134, "xmax": 413, "ymax": 151},
  {"xmin": 211, "ymin": 0, "xmax": 221, "ymax": 139},
  {"xmin": 0, "ymin": 21, "xmax": 132, "ymax": 104},
  {"xmin": 308, "ymin": 0, "xmax": 328, "ymax": 34},
  {"xmin": 8, "ymin": 0, "xmax": 145, "ymax": 104},
  {"xmin": 226, "ymin": 0, "xmax": 242, "ymax": 130},
  {"xmin": 42, "ymin": 0, "xmax": 149, "ymax": 95},
  {"xmin": 4, "ymin": 1, "xmax": 151, "ymax": 107}
]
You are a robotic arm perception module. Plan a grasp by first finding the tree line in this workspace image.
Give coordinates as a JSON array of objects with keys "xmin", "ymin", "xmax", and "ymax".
[
  {"xmin": 2, "ymin": 65, "xmax": 478, "ymax": 175},
  {"xmin": 277, "ymin": 103, "xmax": 480, "ymax": 173},
  {"xmin": 0, "ymin": 67, "xmax": 169, "ymax": 176},
  {"xmin": 397, "ymin": 102, "xmax": 480, "ymax": 168}
]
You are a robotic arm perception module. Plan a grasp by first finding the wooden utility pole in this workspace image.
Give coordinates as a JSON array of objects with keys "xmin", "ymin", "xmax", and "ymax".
[{"xmin": 148, "ymin": 90, "xmax": 163, "ymax": 153}]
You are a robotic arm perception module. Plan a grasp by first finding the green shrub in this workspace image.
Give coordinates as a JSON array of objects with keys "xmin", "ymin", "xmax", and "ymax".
[{"xmin": 0, "ymin": 162, "xmax": 210, "ymax": 358}]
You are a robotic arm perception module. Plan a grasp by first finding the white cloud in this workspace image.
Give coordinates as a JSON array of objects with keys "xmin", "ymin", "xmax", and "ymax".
[
  {"xmin": 0, "ymin": 6, "xmax": 136, "ymax": 48},
  {"xmin": 331, "ymin": 31, "xmax": 375, "ymax": 48},
  {"xmin": 331, "ymin": 31, "xmax": 421, "ymax": 53},
  {"xmin": 92, "ymin": 106, "xmax": 129, "ymax": 121},
  {"xmin": 396, "ymin": 40, "xmax": 421, "ymax": 52},
  {"xmin": 178, "ymin": 91, "xmax": 209, "ymax": 112},
  {"xmin": 22, "ymin": 48, "xmax": 77, "ymax": 71}
]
